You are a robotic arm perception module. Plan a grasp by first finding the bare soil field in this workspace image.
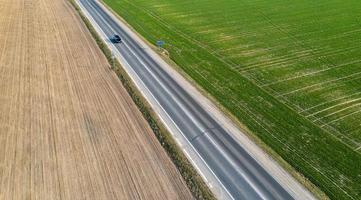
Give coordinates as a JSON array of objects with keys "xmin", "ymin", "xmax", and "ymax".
[{"xmin": 0, "ymin": 0, "xmax": 193, "ymax": 199}]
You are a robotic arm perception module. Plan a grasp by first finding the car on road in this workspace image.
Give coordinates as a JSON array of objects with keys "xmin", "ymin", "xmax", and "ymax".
[{"xmin": 112, "ymin": 34, "xmax": 122, "ymax": 43}]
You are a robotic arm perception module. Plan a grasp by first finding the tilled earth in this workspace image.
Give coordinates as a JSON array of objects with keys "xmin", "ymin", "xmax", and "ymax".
[{"xmin": 0, "ymin": 0, "xmax": 193, "ymax": 199}]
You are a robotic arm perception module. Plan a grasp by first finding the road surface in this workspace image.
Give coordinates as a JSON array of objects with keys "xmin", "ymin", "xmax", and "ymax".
[{"xmin": 77, "ymin": 0, "xmax": 316, "ymax": 199}]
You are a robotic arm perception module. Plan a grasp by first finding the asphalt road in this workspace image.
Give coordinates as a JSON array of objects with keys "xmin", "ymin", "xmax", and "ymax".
[{"xmin": 78, "ymin": 0, "xmax": 297, "ymax": 199}]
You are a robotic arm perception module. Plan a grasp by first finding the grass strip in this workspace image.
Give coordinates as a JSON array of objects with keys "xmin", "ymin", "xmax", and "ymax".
[
  {"xmin": 68, "ymin": 1, "xmax": 215, "ymax": 199},
  {"xmin": 100, "ymin": 1, "xmax": 361, "ymax": 199}
]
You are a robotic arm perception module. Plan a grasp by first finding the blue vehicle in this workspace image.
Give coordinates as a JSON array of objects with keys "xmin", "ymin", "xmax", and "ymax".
[{"xmin": 112, "ymin": 34, "xmax": 122, "ymax": 43}]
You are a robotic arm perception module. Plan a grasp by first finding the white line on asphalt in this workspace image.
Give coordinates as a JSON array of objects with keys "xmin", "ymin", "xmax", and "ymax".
[{"xmin": 78, "ymin": 1, "xmax": 234, "ymax": 199}]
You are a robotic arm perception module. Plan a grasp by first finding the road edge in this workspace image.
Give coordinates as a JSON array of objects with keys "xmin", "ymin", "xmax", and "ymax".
[{"xmin": 68, "ymin": 1, "xmax": 216, "ymax": 199}]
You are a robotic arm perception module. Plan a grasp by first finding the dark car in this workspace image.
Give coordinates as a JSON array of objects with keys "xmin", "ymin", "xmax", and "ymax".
[{"xmin": 112, "ymin": 34, "xmax": 122, "ymax": 43}]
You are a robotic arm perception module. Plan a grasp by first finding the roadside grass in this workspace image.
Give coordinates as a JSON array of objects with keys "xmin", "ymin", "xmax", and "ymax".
[
  {"xmin": 102, "ymin": 0, "xmax": 361, "ymax": 199},
  {"xmin": 68, "ymin": 1, "xmax": 215, "ymax": 199}
]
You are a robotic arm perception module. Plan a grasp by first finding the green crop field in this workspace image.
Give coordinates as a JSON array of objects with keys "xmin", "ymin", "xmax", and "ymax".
[{"xmin": 103, "ymin": 0, "xmax": 361, "ymax": 199}]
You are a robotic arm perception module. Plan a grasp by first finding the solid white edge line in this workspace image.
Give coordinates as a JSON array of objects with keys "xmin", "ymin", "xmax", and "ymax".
[{"xmin": 76, "ymin": 1, "xmax": 234, "ymax": 199}]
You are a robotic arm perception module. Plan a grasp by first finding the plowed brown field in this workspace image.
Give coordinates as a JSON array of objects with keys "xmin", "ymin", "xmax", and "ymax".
[{"xmin": 0, "ymin": 0, "xmax": 193, "ymax": 199}]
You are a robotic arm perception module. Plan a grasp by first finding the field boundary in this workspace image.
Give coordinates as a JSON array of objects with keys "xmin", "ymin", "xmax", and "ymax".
[{"xmin": 68, "ymin": 1, "xmax": 215, "ymax": 199}]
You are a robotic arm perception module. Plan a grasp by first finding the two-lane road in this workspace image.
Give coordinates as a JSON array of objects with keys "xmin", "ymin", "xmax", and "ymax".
[{"xmin": 77, "ymin": 0, "xmax": 314, "ymax": 199}]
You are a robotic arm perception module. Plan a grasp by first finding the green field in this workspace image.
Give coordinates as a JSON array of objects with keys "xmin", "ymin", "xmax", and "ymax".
[{"xmin": 103, "ymin": 0, "xmax": 361, "ymax": 199}]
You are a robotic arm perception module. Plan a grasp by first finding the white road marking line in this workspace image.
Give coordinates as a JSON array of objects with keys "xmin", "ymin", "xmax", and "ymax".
[{"xmin": 78, "ymin": 1, "xmax": 235, "ymax": 199}]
